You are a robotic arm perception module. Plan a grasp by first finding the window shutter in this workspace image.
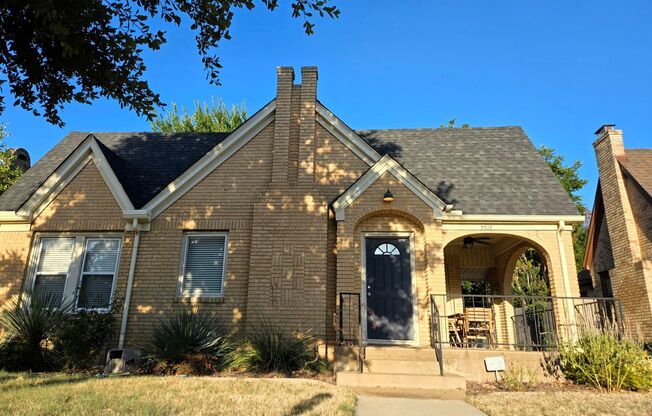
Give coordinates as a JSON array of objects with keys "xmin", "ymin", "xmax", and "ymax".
[{"xmin": 183, "ymin": 235, "xmax": 226, "ymax": 296}]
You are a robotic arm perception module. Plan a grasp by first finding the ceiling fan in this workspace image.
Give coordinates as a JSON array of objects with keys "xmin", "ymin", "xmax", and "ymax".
[{"xmin": 463, "ymin": 236, "xmax": 491, "ymax": 249}]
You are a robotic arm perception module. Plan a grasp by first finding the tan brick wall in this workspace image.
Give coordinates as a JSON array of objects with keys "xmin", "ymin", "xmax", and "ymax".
[
  {"xmin": 121, "ymin": 115, "xmax": 368, "ymax": 345},
  {"xmin": 124, "ymin": 123, "xmax": 274, "ymax": 346},
  {"xmin": 593, "ymin": 130, "xmax": 652, "ymax": 339},
  {"xmin": 33, "ymin": 161, "xmax": 125, "ymax": 231},
  {"xmin": 0, "ymin": 231, "xmax": 33, "ymax": 305}
]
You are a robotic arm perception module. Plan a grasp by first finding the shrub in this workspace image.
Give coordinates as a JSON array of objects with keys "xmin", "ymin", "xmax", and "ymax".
[
  {"xmin": 499, "ymin": 365, "xmax": 539, "ymax": 391},
  {"xmin": 50, "ymin": 304, "xmax": 119, "ymax": 371},
  {"xmin": 559, "ymin": 333, "xmax": 652, "ymax": 391},
  {"xmin": 150, "ymin": 310, "xmax": 229, "ymax": 371},
  {"xmin": 0, "ymin": 294, "xmax": 72, "ymax": 371},
  {"xmin": 226, "ymin": 322, "xmax": 325, "ymax": 375}
]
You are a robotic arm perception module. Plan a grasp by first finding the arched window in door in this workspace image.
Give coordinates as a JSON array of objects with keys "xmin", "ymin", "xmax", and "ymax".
[{"xmin": 374, "ymin": 243, "xmax": 400, "ymax": 256}]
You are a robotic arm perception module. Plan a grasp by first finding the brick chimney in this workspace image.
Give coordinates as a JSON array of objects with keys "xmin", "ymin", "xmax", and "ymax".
[
  {"xmin": 298, "ymin": 66, "xmax": 318, "ymax": 184},
  {"xmin": 9, "ymin": 148, "xmax": 30, "ymax": 172},
  {"xmin": 271, "ymin": 66, "xmax": 318, "ymax": 187},
  {"xmin": 271, "ymin": 66, "xmax": 294, "ymax": 185},
  {"xmin": 593, "ymin": 124, "xmax": 641, "ymax": 264}
]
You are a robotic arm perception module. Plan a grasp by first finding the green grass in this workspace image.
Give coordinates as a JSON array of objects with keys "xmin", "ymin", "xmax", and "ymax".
[{"xmin": 0, "ymin": 371, "xmax": 356, "ymax": 416}]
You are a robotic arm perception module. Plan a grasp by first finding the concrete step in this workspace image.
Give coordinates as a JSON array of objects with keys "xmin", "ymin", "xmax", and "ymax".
[
  {"xmin": 363, "ymin": 359, "xmax": 440, "ymax": 375},
  {"xmin": 363, "ymin": 346, "xmax": 437, "ymax": 361},
  {"xmin": 336, "ymin": 371, "xmax": 466, "ymax": 391}
]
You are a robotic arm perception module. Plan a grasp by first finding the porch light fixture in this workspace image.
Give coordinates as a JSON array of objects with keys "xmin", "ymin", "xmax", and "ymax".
[{"xmin": 383, "ymin": 188, "xmax": 395, "ymax": 202}]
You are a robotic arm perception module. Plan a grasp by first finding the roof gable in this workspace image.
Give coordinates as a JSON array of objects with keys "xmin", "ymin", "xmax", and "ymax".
[
  {"xmin": 332, "ymin": 154, "xmax": 447, "ymax": 221},
  {"xmin": 18, "ymin": 135, "xmax": 135, "ymax": 219}
]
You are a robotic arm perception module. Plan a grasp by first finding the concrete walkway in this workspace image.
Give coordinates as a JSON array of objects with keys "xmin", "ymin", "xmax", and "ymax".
[{"xmin": 356, "ymin": 396, "xmax": 487, "ymax": 416}]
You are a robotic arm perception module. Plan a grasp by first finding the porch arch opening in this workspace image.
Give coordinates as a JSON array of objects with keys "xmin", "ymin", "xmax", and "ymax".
[{"xmin": 439, "ymin": 233, "xmax": 559, "ymax": 351}]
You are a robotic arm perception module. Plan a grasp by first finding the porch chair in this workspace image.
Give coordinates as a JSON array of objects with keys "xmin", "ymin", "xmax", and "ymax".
[{"xmin": 463, "ymin": 307, "xmax": 495, "ymax": 348}]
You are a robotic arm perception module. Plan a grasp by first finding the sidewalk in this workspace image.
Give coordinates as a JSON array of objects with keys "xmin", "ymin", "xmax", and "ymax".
[{"xmin": 356, "ymin": 396, "xmax": 487, "ymax": 416}]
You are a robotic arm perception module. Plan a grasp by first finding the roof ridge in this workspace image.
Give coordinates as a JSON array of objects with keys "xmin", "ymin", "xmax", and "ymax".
[
  {"xmin": 354, "ymin": 126, "xmax": 523, "ymax": 132},
  {"xmin": 69, "ymin": 131, "xmax": 231, "ymax": 135}
]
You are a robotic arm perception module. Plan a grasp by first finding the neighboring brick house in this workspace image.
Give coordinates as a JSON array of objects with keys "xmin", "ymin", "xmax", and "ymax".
[
  {"xmin": 1, "ymin": 67, "xmax": 594, "ymax": 385},
  {"xmin": 584, "ymin": 125, "xmax": 652, "ymax": 340}
]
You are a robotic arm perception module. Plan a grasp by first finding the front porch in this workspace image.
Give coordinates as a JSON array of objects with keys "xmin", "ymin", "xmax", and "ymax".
[
  {"xmin": 429, "ymin": 293, "xmax": 623, "ymax": 352},
  {"xmin": 335, "ymin": 292, "xmax": 623, "ymax": 386}
]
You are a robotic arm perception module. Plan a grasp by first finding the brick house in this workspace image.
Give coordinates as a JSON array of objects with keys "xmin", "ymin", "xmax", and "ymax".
[
  {"xmin": 584, "ymin": 125, "xmax": 652, "ymax": 340},
  {"xmin": 1, "ymin": 67, "xmax": 610, "ymax": 386}
]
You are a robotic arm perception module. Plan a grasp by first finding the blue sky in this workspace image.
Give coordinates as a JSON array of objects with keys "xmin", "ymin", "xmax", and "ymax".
[{"xmin": 3, "ymin": 1, "xmax": 651, "ymax": 209}]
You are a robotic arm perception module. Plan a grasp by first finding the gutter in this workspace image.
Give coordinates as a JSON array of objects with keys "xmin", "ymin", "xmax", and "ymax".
[{"xmin": 118, "ymin": 218, "xmax": 141, "ymax": 348}]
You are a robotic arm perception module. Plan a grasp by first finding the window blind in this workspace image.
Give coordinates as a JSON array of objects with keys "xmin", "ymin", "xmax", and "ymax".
[
  {"xmin": 77, "ymin": 238, "xmax": 120, "ymax": 310},
  {"xmin": 182, "ymin": 235, "xmax": 226, "ymax": 296},
  {"xmin": 37, "ymin": 238, "xmax": 75, "ymax": 274},
  {"xmin": 33, "ymin": 238, "xmax": 75, "ymax": 306}
]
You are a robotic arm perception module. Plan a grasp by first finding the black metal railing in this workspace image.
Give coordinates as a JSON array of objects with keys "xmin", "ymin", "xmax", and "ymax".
[
  {"xmin": 430, "ymin": 299, "xmax": 445, "ymax": 375},
  {"xmin": 337, "ymin": 292, "xmax": 364, "ymax": 372},
  {"xmin": 429, "ymin": 293, "xmax": 624, "ymax": 351}
]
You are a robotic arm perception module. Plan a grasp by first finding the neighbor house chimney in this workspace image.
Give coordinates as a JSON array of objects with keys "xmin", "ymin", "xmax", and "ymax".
[
  {"xmin": 592, "ymin": 124, "xmax": 642, "ymax": 264},
  {"xmin": 10, "ymin": 148, "xmax": 30, "ymax": 172},
  {"xmin": 271, "ymin": 66, "xmax": 295, "ymax": 185}
]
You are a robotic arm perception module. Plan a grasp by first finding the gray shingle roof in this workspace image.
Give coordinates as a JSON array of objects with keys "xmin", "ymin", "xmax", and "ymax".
[
  {"xmin": 620, "ymin": 149, "xmax": 652, "ymax": 199},
  {"xmin": 355, "ymin": 127, "xmax": 579, "ymax": 216},
  {"xmin": 0, "ymin": 125, "xmax": 579, "ymax": 216},
  {"xmin": 0, "ymin": 132, "xmax": 228, "ymax": 210}
]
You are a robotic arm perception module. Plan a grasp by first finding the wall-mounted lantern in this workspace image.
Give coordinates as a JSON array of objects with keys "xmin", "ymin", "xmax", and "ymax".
[{"xmin": 383, "ymin": 188, "xmax": 395, "ymax": 202}]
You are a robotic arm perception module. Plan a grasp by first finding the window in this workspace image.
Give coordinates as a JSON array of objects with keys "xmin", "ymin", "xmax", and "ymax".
[
  {"xmin": 599, "ymin": 271, "xmax": 613, "ymax": 298},
  {"xmin": 77, "ymin": 239, "xmax": 121, "ymax": 310},
  {"xmin": 180, "ymin": 233, "xmax": 228, "ymax": 297},
  {"xmin": 33, "ymin": 238, "xmax": 75, "ymax": 307},
  {"xmin": 374, "ymin": 243, "xmax": 400, "ymax": 256},
  {"xmin": 30, "ymin": 236, "xmax": 121, "ymax": 311}
]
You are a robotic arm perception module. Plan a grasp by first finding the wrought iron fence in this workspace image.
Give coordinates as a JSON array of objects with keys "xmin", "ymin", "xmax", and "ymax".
[{"xmin": 429, "ymin": 293, "xmax": 624, "ymax": 351}]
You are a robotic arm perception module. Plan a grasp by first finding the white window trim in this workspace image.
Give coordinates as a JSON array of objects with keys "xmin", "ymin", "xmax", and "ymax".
[
  {"xmin": 75, "ymin": 238, "xmax": 123, "ymax": 312},
  {"xmin": 26, "ymin": 233, "xmax": 123, "ymax": 312},
  {"xmin": 177, "ymin": 232, "xmax": 229, "ymax": 300}
]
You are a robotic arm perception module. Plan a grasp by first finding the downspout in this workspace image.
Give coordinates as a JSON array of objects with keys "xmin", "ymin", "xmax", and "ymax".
[
  {"xmin": 556, "ymin": 220, "xmax": 578, "ymax": 341},
  {"xmin": 118, "ymin": 218, "xmax": 141, "ymax": 349}
]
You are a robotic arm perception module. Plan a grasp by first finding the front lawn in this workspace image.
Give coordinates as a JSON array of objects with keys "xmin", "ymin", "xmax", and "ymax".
[
  {"xmin": 0, "ymin": 372, "xmax": 356, "ymax": 416},
  {"xmin": 467, "ymin": 390, "xmax": 652, "ymax": 416}
]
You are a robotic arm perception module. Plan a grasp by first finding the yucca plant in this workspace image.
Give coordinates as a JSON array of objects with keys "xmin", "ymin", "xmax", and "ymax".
[
  {"xmin": 226, "ymin": 321, "xmax": 322, "ymax": 374},
  {"xmin": 151, "ymin": 310, "xmax": 228, "ymax": 364},
  {"xmin": 0, "ymin": 294, "xmax": 72, "ymax": 371}
]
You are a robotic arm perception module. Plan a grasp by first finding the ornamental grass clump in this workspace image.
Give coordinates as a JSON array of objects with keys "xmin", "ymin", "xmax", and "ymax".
[
  {"xmin": 150, "ymin": 310, "xmax": 230, "ymax": 375},
  {"xmin": 558, "ymin": 332, "xmax": 652, "ymax": 391},
  {"xmin": 225, "ymin": 321, "xmax": 326, "ymax": 375}
]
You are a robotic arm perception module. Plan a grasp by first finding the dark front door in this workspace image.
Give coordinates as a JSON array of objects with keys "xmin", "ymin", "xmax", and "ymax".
[{"xmin": 365, "ymin": 237, "xmax": 414, "ymax": 341}]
